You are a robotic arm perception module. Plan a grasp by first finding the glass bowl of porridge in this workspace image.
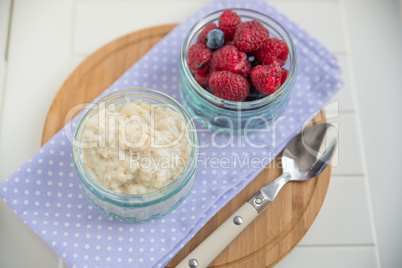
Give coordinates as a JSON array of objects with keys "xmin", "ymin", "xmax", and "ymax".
[{"xmin": 72, "ymin": 88, "xmax": 199, "ymax": 221}]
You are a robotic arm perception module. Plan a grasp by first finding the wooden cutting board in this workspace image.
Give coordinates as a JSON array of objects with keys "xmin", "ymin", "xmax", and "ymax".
[{"xmin": 41, "ymin": 24, "xmax": 330, "ymax": 267}]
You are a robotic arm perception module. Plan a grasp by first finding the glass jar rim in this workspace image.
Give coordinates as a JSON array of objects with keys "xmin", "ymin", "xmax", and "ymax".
[
  {"xmin": 72, "ymin": 88, "xmax": 199, "ymax": 206},
  {"xmin": 181, "ymin": 8, "xmax": 298, "ymax": 110}
]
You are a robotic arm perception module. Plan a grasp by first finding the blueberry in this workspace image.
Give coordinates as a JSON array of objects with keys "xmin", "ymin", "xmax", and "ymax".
[
  {"xmin": 245, "ymin": 86, "xmax": 268, "ymax": 101},
  {"xmin": 205, "ymin": 87, "xmax": 213, "ymax": 94},
  {"xmin": 248, "ymin": 56, "xmax": 261, "ymax": 67},
  {"xmin": 251, "ymin": 60, "xmax": 261, "ymax": 67},
  {"xmin": 206, "ymin": 29, "xmax": 225, "ymax": 50}
]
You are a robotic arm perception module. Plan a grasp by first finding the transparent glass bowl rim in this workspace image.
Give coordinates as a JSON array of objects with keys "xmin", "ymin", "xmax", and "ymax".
[
  {"xmin": 180, "ymin": 8, "xmax": 298, "ymax": 110},
  {"xmin": 72, "ymin": 88, "xmax": 200, "ymax": 207}
]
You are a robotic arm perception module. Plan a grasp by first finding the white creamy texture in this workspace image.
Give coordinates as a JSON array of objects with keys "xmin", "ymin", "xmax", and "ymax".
[{"xmin": 81, "ymin": 100, "xmax": 191, "ymax": 194}]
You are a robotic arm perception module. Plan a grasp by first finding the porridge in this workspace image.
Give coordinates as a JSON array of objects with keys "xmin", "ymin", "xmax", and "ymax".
[{"xmin": 81, "ymin": 99, "xmax": 191, "ymax": 194}]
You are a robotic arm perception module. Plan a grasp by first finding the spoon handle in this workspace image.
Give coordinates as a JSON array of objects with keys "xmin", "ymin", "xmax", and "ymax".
[
  {"xmin": 175, "ymin": 174, "xmax": 289, "ymax": 268},
  {"xmin": 175, "ymin": 202, "xmax": 258, "ymax": 268}
]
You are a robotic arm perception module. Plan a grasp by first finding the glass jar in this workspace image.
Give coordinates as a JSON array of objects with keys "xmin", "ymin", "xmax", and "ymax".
[
  {"xmin": 179, "ymin": 8, "xmax": 298, "ymax": 134},
  {"xmin": 72, "ymin": 88, "xmax": 199, "ymax": 222}
]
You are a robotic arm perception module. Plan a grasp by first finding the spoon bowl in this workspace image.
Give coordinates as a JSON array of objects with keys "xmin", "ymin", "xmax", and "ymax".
[
  {"xmin": 260, "ymin": 123, "xmax": 337, "ymax": 203},
  {"xmin": 283, "ymin": 122, "xmax": 338, "ymax": 181}
]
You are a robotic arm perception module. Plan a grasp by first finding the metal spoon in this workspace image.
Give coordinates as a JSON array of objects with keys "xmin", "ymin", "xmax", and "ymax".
[{"xmin": 176, "ymin": 123, "xmax": 337, "ymax": 268}]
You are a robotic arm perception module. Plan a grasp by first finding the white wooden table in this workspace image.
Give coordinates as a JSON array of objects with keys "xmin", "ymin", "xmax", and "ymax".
[{"xmin": 1, "ymin": 0, "xmax": 401, "ymax": 267}]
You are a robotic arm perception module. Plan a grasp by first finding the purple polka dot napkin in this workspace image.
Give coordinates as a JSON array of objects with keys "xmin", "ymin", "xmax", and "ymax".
[{"xmin": 0, "ymin": 0, "xmax": 342, "ymax": 267}]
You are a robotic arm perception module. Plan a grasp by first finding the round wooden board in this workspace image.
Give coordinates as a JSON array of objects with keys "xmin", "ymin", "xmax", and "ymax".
[{"xmin": 42, "ymin": 24, "xmax": 330, "ymax": 267}]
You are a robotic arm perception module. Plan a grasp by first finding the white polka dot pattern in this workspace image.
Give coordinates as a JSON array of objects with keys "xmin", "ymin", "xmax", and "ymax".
[{"xmin": 0, "ymin": 0, "xmax": 342, "ymax": 267}]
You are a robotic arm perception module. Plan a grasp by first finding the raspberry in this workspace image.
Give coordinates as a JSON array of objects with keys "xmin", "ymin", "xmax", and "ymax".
[
  {"xmin": 219, "ymin": 10, "xmax": 242, "ymax": 41},
  {"xmin": 187, "ymin": 43, "xmax": 212, "ymax": 71},
  {"xmin": 239, "ymin": 60, "xmax": 252, "ymax": 78},
  {"xmin": 280, "ymin": 67, "xmax": 288, "ymax": 86},
  {"xmin": 234, "ymin": 20, "xmax": 269, "ymax": 53},
  {"xmin": 211, "ymin": 45, "xmax": 249, "ymax": 75},
  {"xmin": 209, "ymin": 71, "xmax": 250, "ymax": 101},
  {"xmin": 256, "ymin": 38, "xmax": 289, "ymax": 66},
  {"xmin": 194, "ymin": 64, "xmax": 210, "ymax": 87},
  {"xmin": 250, "ymin": 64, "xmax": 282, "ymax": 94},
  {"xmin": 194, "ymin": 73, "xmax": 209, "ymax": 87},
  {"xmin": 197, "ymin": 23, "xmax": 218, "ymax": 44}
]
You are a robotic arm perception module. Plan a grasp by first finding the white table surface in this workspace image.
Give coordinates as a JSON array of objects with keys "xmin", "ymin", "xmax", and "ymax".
[{"xmin": 0, "ymin": 0, "xmax": 401, "ymax": 267}]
